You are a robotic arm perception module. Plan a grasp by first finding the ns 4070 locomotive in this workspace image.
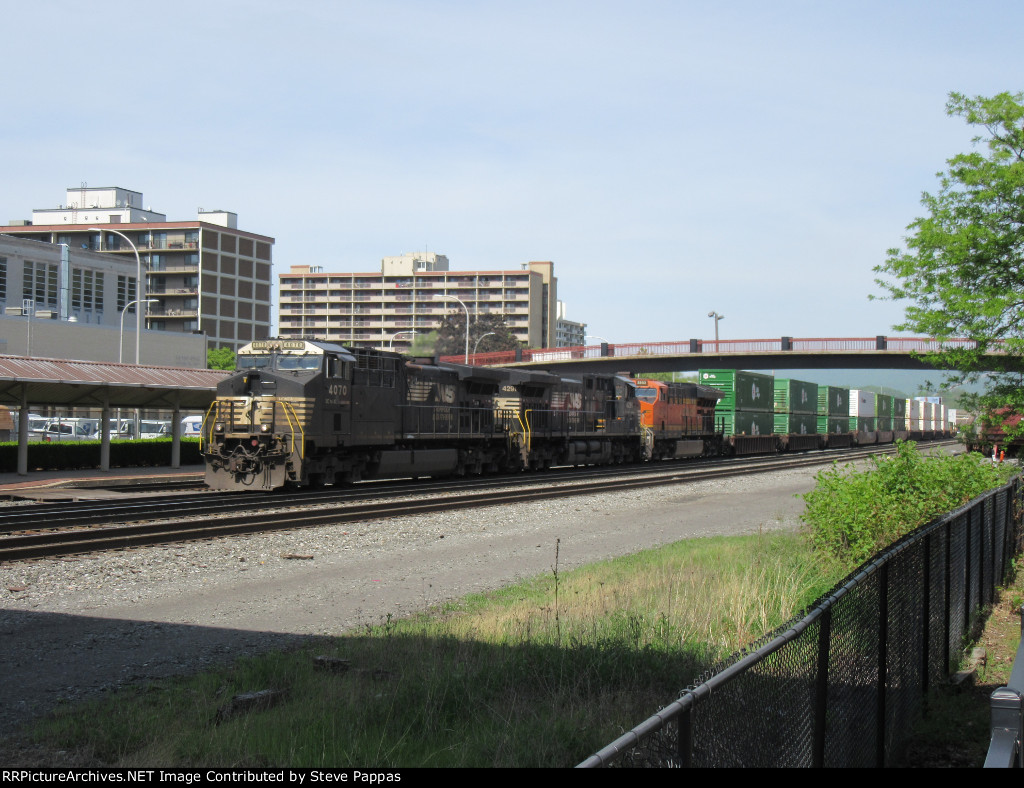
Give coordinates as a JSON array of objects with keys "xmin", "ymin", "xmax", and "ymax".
[{"xmin": 201, "ymin": 339, "xmax": 723, "ymax": 491}]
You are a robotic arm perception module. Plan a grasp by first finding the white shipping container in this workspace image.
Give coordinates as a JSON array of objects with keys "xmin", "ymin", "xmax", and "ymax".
[
  {"xmin": 922, "ymin": 402, "xmax": 934, "ymax": 420},
  {"xmin": 849, "ymin": 389, "xmax": 876, "ymax": 418},
  {"xmin": 910, "ymin": 400, "xmax": 924, "ymax": 419}
]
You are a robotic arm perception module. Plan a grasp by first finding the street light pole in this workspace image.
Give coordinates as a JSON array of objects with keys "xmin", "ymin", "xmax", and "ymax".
[
  {"xmin": 707, "ymin": 311, "xmax": 725, "ymax": 343},
  {"xmin": 120, "ymin": 300, "xmax": 159, "ymax": 363},
  {"xmin": 473, "ymin": 332, "xmax": 495, "ymax": 356},
  {"xmin": 389, "ymin": 330, "xmax": 417, "ymax": 350},
  {"xmin": 90, "ymin": 227, "xmax": 146, "ymax": 364},
  {"xmin": 433, "ymin": 294, "xmax": 470, "ymax": 363}
]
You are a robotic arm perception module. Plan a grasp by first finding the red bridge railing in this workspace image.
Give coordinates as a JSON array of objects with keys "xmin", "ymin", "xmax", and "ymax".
[{"xmin": 440, "ymin": 336, "xmax": 987, "ymax": 366}]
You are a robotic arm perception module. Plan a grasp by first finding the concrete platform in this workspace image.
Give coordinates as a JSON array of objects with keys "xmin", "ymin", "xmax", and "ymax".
[{"xmin": 0, "ymin": 464, "xmax": 206, "ymax": 498}]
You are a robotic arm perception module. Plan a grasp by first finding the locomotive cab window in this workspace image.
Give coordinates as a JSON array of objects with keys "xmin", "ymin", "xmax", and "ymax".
[
  {"xmin": 238, "ymin": 354, "xmax": 272, "ymax": 370},
  {"xmin": 327, "ymin": 355, "xmax": 351, "ymax": 379},
  {"xmin": 278, "ymin": 354, "xmax": 323, "ymax": 372},
  {"xmin": 635, "ymin": 387, "xmax": 657, "ymax": 403}
]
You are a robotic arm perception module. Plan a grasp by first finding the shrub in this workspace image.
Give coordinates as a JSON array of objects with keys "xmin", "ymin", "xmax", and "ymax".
[
  {"xmin": 0, "ymin": 438, "xmax": 202, "ymax": 472},
  {"xmin": 801, "ymin": 441, "xmax": 1015, "ymax": 565}
]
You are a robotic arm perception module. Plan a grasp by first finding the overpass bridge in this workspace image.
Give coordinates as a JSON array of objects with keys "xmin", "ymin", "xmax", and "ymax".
[{"xmin": 444, "ymin": 336, "xmax": 1012, "ymax": 375}]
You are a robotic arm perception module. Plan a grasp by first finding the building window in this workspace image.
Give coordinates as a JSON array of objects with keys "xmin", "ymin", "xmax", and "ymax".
[
  {"xmin": 117, "ymin": 275, "xmax": 137, "ymax": 312},
  {"xmin": 23, "ymin": 261, "xmax": 58, "ymax": 308},
  {"xmin": 0, "ymin": 257, "xmax": 6, "ymax": 302}
]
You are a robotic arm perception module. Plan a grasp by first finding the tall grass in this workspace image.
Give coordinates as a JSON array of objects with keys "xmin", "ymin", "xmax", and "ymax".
[{"xmin": 30, "ymin": 530, "xmax": 837, "ymax": 768}]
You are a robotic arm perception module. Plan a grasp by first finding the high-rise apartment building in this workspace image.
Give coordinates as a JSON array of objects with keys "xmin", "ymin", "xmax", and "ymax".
[
  {"xmin": 279, "ymin": 255, "xmax": 559, "ymax": 351},
  {"xmin": 3, "ymin": 186, "xmax": 274, "ymax": 352},
  {"xmin": 555, "ymin": 301, "xmax": 587, "ymax": 347}
]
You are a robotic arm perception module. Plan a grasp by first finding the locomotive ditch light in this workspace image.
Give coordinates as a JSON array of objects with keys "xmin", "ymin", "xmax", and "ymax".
[
  {"xmin": 215, "ymin": 422, "xmax": 225, "ymax": 433},
  {"xmin": 260, "ymin": 424, "xmax": 271, "ymax": 433}
]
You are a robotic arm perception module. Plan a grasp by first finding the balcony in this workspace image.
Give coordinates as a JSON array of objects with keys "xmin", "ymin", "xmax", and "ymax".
[
  {"xmin": 147, "ymin": 262, "xmax": 199, "ymax": 274},
  {"xmin": 148, "ymin": 309, "xmax": 199, "ymax": 319},
  {"xmin": 148, "ymin": 287, "xmax": 198, "ymax": 296}
]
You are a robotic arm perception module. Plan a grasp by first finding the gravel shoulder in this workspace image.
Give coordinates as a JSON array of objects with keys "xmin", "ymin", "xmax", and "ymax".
[{"xmin": 0, "ymin": 466, "xmax": 817, "ymax": 742}]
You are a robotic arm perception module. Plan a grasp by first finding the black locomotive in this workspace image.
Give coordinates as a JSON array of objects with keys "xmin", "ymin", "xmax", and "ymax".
[{"xmin": 202, "ymin": 339, "xmax": 657, "ymax": 490}]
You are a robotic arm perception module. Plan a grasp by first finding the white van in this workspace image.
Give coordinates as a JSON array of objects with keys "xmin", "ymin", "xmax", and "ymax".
[
  {"xmin": 39, "ymin": 418, "xmax": 99, "ymax": 442},
  {"xmin": 139, "ymin": 420, "xmax": 172, "ymax": 440},
  {"xmin": 181, "ymin": 415, "xmax": 204, "ymax": 438}
]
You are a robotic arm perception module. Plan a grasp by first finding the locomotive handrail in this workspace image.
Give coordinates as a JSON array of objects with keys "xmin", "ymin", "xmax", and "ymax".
[
  {"xmin": 199, "ymin": 402, "xmax": 219, "ymax": 451},
  {"xmin": 279, "ymin": 400, "xmax": 304, "ymax": 459}
]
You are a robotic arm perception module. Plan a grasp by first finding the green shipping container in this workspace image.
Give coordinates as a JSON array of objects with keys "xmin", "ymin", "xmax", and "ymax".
[
  {"xmin": 817, "ymin": 416, "xmax": 850, "ymax": 434},
  {"xmin": 774, "ymin": 412, "xmax": 818, "ymax": 435},
  {"xmin": 876, "ymin": 395, "xmax": 893, "ymax": 419},
  {"xmin": 851, "ymin": 417, "xmax": 877, "ymax": 433},
  {"xmin": 817, "ymin": 386, "xmax": 850, "ymax": 417},
  {"xmin": 717, "ymin": 409, "xmax": 775, "ymax": 437},
  {"xmin": 893, "ymin": 398, "xmax": 908, "ymax": 418},
  {"xmin": 774, "ymin": 379, "xmax": 819, "ymax": 415},
  {"xmin": 877, "ymin": 417, "xmax": 893, "ymax": 432},
  {"xmin": 700, "ymin": 370, "xmax": 774, "ymax": 413}
]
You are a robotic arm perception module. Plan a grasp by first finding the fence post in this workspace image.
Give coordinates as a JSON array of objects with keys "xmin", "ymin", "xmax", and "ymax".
[
  {"xmin": 922, "ymin": 533, "xmax": 932, "ymax": 695},
  {"xmin": 876, "ymin": 562, "xmax": 889, "ymax": 766},
  {"xmin": 944, "ymin": 519, "xmax": 952, "ymax": 673},
  {"xmin": 676, "ymin": 704, "xmax": 693, "ymax": 767},
  {"xmin": 813, "ymin": 607, "xmax": 832, "ymax": 767},
  {"xmin": 965, "ymin": 508, "xmax": 974, "ymax": 638}
]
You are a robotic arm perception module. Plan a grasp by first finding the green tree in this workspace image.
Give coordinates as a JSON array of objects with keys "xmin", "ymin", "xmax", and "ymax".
[
  {"xmin": 435, "ymin": 313, "xmax": 521, "ymax": 358},
  {"xmin": 207, "ymin": 347, "xmax": 236, "ymax": 370},
  {"xmin": 635, "ymin": 372, "xmax": 699, "ymax": 383},
  {"xmin": 874, "ymin": 91, "xmax": 1024, "ymax": 436},
  {"xmin": 407, "ymin": 330, "xmax": 438, "ymax": 357}
]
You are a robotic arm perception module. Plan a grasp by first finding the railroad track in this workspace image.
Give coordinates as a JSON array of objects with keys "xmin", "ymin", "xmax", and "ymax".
[{"xmin": 0, "ymin": 441, "xmax": 954, "ymax": 562}]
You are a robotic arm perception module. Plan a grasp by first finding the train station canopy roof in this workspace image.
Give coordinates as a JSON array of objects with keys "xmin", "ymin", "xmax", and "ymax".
[{"xmin": 0, "ymin": 355, "xmax": 228, "ymax": 410}]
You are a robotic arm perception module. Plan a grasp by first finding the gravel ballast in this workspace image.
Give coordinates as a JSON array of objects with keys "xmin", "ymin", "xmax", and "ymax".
[{"xmin": 0, "ymin": 466, "xmax": 817, "ymax": 741}]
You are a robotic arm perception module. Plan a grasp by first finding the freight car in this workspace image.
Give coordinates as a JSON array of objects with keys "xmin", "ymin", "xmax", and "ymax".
[{"xmin": 202, "ymin": 339, "xmax": 652, "ymax": 490}]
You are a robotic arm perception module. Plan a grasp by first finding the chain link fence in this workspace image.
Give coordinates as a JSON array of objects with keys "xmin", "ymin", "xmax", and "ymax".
[{"xmin": 579, "ymin": 478, "xmax": 1023, "ymax": 768}]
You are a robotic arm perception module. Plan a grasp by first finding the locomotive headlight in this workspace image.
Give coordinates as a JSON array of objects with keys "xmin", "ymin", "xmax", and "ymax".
[
  {"xmin": 214, "ymin": 422, "xmax": 225, "ymax": 433},
  {"xmin": 260, "ymin": 424, "xmax": 270, "ymax": 433}
]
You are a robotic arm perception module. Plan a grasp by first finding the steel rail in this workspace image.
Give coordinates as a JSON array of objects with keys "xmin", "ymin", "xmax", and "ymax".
[
  {"xmin": 0, "ymin": 442, "xmax": 935, "ymax": 562},
  {"xmin": 0, "ymin": 441, "xmax": 921, "ymax": 534}
]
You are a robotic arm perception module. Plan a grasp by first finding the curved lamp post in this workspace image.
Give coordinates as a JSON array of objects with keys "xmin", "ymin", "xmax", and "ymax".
[
  {"xmin": 433, "ymin": 294, "xmax": 470, "ymax": 363},
  {"xmin": 473, "ymin": 332, "xmax": 495, "ymax": 356},
  {"xmin": 120, "ymin": 299, "xmax": 158, "ymax": 363},
  {"xmin": 707, "ymin": 311, "xmax": 725, "ymax": 343},
  {"xmin": 90, "ymin": 227, "xmax": 146, "ymax": 364},
  {"xmin": 389, "ymin": 330, "xmax": 417, "ymax": 350}
]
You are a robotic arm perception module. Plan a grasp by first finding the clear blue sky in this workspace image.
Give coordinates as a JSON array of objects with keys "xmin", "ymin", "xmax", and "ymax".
[{"xmin": 3, "ymin": 1, "xmax": 1021, "ymax": 345}]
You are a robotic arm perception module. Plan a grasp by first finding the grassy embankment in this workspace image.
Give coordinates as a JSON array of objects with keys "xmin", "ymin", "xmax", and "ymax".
[{"xmin": 24, "ymin": 442, "xmax": 1019, "ymax": 767}]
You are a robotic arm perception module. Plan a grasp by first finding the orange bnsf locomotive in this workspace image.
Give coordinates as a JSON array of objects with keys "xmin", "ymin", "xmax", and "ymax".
[{"xmin": 631, "ymin": 378, "xmax": 725, "ymax": 460}]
